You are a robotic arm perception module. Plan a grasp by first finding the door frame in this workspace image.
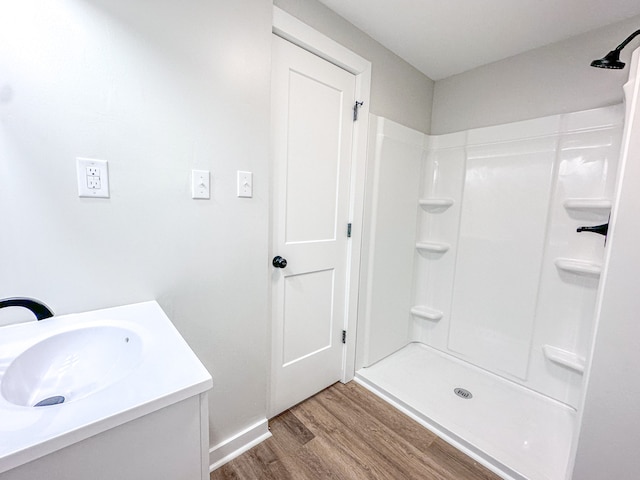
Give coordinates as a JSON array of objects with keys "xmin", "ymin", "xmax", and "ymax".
[{"xmin": 269, "ymin": 7, "xmax": 371, "ymax": 407}]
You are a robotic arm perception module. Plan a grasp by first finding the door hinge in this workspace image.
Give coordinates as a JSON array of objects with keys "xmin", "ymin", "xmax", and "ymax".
[
  {"xmin": 353, "ymin": 101, "xmax": 364, "ymax": 122},
  {"xmin": 347, "ymin": 223, "xmax": 352, "ymax": 238},
  {"xmin": 342, "ymin": 330, "xmax": 347, "ymax": 344}
]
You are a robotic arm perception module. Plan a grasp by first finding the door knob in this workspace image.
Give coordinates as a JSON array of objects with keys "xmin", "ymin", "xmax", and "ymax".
[{"xmin": 272, "ymin": 256, "xmax": 287, "ymax": 268}]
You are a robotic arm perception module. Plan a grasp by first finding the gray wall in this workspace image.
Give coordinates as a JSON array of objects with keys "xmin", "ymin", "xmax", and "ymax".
[
  {"xmin": 0, "ymin": 0, "xmax": 437, "ymax": 460},
  {"xmin": 275, "ymin": 0, "xmax": 435, "ymax": 133},
  {"xmin": 0, "ymin": 0, "xmax": 272, "ymax": 448},
  {"xmin": 432, "ymin": 15, "xmax": 640, "ymax": 134}
]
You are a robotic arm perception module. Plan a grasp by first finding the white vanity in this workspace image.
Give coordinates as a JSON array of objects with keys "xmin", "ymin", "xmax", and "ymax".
[{"xmin": 0, "ymin": 301, "xmax": 212, "ymax": 480}]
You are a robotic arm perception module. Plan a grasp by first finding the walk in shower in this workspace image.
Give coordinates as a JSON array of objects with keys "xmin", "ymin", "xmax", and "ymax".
[{"xmin": 355, "ymin": 102, "xmax": 625, "ymax": 480}]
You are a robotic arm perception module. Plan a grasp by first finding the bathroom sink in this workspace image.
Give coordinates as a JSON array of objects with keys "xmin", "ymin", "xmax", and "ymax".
[
  {"xmin": 0, "ymin": 301, "xmax": 212, "ymax": 475},
  {"xmin": 1, "ymin": 326, "xmax": 142, "ymax": 407}
]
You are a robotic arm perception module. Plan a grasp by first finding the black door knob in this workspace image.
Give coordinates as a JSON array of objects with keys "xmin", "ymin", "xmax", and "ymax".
[{"xmin": 272, "ymin": 256, "xmax": 287, "ymax": 268}]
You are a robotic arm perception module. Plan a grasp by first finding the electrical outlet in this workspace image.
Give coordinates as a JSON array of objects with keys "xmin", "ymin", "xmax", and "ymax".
[
  {"xmin": 87, "ymin": 176, "xmax": 101, "ymax": 189},
  {"xmin": 77, "ymin": 158, "xmax": 109, "ymax": 198}
]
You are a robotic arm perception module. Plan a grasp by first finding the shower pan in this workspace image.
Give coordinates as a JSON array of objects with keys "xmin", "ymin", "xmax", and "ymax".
[{"xmin": 355, "ymin": 101, "xmax": 625, "ymax": 480}]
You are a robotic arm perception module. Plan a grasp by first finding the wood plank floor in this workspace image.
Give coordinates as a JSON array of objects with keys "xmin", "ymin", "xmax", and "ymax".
[{"xmin": 212, "ymin": 381, "xmax": 500, "ymax": 480}]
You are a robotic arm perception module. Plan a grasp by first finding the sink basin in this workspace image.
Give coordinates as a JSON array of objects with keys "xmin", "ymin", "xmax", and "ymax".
[
  {"xmin": 0, "ymin": 301, "xmax": 212, "ymax": 475},
  {"xmin": 1, "ymin": 326, "xmax": 142, "ymax": 407}
]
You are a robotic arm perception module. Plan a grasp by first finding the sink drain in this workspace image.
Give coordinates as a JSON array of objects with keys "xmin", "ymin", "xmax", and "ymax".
[
  {"xmin": 454, "ymin": 387, "xmax": 473, "ymax": 399},
  {"xmin": 34, "ymin": 395, "xmax": 65, "ymax": 407}
]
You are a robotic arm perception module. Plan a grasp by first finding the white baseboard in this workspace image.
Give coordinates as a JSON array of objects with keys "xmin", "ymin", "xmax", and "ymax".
[{"xmin": 208, "ymin": 419, "xmax": 271, "ymax": 472}]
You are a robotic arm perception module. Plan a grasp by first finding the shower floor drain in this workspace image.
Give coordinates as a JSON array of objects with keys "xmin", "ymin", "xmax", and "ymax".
[
  {"xmin": 454, "ymin": 387, "xmax": 473, "ymax": 399},
  {"xmin": 34, "ymin": 395, "xmax": 65, "ymax": 407}
]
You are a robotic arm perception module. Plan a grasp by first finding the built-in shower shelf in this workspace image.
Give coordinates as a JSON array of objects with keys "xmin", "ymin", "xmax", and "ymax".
[
  {"xmin": 563, "ymin": 198, "xmax": 611, "ymax": 213},
  {"xmin": 554, "ymin": 258, "xmax": 602, "ymax": 277},
  {"xmin": 419, "ymin": 198, "xmax": 454, "ymax": 212},
  {"xmin": 543, "ymin": 345, "xmax": 585, "ymax": 374},
  {"xmin": 410, "ymin": 306, "xmax": 443, "ymax": 321},
  {"xmin": 416, "ymin": 242, "xmax": 450, "ymax": 254}
]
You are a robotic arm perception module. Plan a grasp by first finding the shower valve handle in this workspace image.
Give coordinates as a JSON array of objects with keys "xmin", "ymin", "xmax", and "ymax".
[{"xmin": 576, "ymin": 223, "xmax": 609, "ymax": 237}]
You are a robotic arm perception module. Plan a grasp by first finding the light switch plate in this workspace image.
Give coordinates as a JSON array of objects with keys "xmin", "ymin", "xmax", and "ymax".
[
  {"xmin": 77, "ymin": 158, "xmax": 109, "ymax": 198},
  {"xmin": 237, "ymin": 171, "xmax": 252, "ymax": 198},
  {"xmin": 192, "ymin": 170, "xmax": 210, "ymax": 199}
]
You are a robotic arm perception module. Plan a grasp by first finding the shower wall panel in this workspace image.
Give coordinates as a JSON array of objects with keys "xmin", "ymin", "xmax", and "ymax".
[
  {"xmin": 449, "ymin": 138, "xmax": 556, "ymax": 380},
  {"xmin": 412, "ymin": 105, "xmax": 623, "ymax": 407},
  {"xmin": 357, "ymin": 116, "xmax": 424, "ymax": 368},
  {"xmin": 528, "ymin": 110, "xmax": 624, "ymax": 407},
  {"xmin": 412, "ymin": 133, "xmax": 466, "ymax": 348}
]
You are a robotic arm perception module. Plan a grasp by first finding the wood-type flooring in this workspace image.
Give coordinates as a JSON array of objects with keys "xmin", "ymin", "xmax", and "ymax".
[{"xmin": 212, "ymin": 381, "xmax": 500, "ymax": 480}]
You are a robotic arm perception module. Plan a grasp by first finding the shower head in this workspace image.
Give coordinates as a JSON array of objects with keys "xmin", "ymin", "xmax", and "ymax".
[
  {"xmin": 591, "ymin": 49, "xmax": 625, "ymax": 69},
  {"xmin": 591, "ymin": 29, "xmax": 640, "ymax": 70}
]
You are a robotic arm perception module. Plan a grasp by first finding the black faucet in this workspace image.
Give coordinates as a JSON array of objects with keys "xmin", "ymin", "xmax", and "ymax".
[{"xmin": 0, "ymin": 297, "xmax": 54, "ymax": 320}]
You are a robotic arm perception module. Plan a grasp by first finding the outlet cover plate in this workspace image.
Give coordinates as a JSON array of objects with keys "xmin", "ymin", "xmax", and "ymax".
[{"xmin": 77, "ymin": 157, "xmax": 109, "ymax": 198}]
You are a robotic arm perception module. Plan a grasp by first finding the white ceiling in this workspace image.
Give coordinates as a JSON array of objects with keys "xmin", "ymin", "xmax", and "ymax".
[{"xmin": 317, "ymin": 0, "xmax": 640, "ymax": 80}]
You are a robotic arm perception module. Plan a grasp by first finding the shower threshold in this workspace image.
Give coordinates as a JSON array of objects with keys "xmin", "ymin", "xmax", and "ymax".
[{"xmin": 355, "ymin": 343, "xmax": 575, "ymax": 480}]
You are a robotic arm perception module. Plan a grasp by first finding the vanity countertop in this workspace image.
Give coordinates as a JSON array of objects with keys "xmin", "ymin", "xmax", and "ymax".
[{"xmin": 0, "ymin": 301, "xmax": 212, "ymax": 474}]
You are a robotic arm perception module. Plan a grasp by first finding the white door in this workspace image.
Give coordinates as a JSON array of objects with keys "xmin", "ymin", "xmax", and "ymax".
[{"xmin": 270, "ymin": 34, "xmax": 356, "ymax": 417}]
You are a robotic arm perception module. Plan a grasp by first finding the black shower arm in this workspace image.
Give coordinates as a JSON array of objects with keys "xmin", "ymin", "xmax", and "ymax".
[{"xmin": 614, "ymin": 29, "xmax": 640, "ymax": 52}]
